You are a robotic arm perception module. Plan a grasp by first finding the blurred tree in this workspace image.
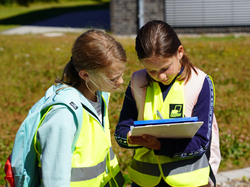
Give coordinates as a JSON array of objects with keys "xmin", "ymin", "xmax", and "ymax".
[{"xmin": 0, "ymin": 0, "xmax": 13, "ymax": 5}]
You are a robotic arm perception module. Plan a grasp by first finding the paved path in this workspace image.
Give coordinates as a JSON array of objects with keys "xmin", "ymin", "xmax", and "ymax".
[
  {"xmin": 217, "ymin": 167, "xmax": 250, "ymax": 183},
  {"xmin": 0, "ymin": 25, "xmax": 87, "ymax": 35}
]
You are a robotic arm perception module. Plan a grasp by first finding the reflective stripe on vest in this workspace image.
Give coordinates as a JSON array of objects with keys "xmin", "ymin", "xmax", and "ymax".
[
  {"xmin": 71, "ymin": 147, "xmax": 115, "ymax": 182},
  {"xmin": 71, "ymin": 146, "xmax": 124, "ymax": 186},
  {"xmin": 130, "ymin": 153, "xmax": 208, "ymax": 176},
  {"xmin": 129, "ymin": 79, "xmax": 210, "ymax": 187},
  {"xmin": 37, "ymin": 146, "xmax": 124, "ymax": 187},
  {"xmin": 35, "ymin": 93, "xmax": 124, "ymax": 187},
  {"xmin": 70, "ymin": 94, "xmax": 124, "ymax": 187}
]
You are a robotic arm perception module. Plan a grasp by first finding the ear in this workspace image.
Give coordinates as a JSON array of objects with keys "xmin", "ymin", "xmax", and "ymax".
[
  {"xmin": 177, "ymin": 45, "xmax": 184, "ymax": 60},
  {"xmin": 79, "ymin": 70, "xmax": 89, "ymax": 81}
]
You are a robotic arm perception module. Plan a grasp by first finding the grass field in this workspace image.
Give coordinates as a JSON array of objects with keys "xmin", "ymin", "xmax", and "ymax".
[
  {"xmin": 1, "ymin": 1, "xmax": 250, "ymax": 186},
  {"xmin": 1, "ymin": 32, "xmax": 250, "ymax": 186}
]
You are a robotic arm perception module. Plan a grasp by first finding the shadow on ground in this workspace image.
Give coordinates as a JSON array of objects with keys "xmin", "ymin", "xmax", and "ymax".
[{"xmin": 0, "ymin": 2, "xmax": 110, "ymax": 30}]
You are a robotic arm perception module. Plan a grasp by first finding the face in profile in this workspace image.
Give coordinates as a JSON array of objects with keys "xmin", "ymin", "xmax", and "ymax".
[
  {"xmin": 87, "ymin": 61, "xmax": 126, "ymax": 93},
  {"xmin": 103, "ymin": 61, "xmax": 126, "ymax": 92}
]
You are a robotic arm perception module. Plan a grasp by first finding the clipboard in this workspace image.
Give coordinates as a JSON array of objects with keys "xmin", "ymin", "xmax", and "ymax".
[
  {"xmin": 134, "ymin": 117, "xmax": 198, "ymax": 126},
  {"xmin": 131, "ymin": 117, "xmax": 203, "ymax": 138}
]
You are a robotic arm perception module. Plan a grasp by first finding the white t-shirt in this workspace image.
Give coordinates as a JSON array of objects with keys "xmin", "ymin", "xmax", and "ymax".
[{"xmin": 87, "ymin": 97, "xmax": 102, "ymax": 123}]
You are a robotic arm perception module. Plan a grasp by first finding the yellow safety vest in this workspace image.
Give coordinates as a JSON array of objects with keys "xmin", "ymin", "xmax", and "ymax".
[
  {"xmin": 129, "ymin": 72, "xmax": 210, "ymax": 187},
  {"xmin": 35, "ymin": 93, "xmax": 124, "ymax": 187}
]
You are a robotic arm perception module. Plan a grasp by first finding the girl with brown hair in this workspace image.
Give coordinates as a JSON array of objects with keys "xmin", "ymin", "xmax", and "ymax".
[
  {"xmin": 35, "ymin": 30, "xmax": 127, "ymax": 187},
  {"xmin": 115, "ymin": 20, "xmax": 221, "ymax": 187}
]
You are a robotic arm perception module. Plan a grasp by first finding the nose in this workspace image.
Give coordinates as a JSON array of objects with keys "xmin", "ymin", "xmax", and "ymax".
[
  {"xmin": 158, "ymin": 72, "xmax": 166, "ymax": 80},
  {"xmin": 116, "ymin": 76, "xmax": 124, "ymax": 85}
]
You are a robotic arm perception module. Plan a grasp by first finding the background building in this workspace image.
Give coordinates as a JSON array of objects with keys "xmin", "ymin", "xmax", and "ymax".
[{"xmin": 110, "ymin": 0, "xmax": 250, "ymax": 35}]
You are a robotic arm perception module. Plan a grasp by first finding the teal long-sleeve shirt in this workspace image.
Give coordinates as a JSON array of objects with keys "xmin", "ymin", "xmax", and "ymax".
[{"xmin": 37, "ymin": 104, "xmax": 77, "ymax": 187}]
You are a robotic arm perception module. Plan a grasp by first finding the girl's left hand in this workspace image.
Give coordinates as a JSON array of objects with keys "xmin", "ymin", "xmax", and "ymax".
[{"xmin": 128, "ymin": 133, "xmax": 161, "ymax": 150}]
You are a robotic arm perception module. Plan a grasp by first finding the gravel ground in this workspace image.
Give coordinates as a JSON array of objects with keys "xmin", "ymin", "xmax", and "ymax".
[{"xmin": 217, "ymin": 178, "xmax": 250, "ymax": 187}]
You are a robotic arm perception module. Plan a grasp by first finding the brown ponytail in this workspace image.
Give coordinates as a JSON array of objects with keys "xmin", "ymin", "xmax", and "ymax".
[
  {"xmin": 178, "ymin": 54, "xmax": 197, "ymax": 83},
  {"xmin": 55, "ymin": 57, "xmax": 82, "ymax": 87}
]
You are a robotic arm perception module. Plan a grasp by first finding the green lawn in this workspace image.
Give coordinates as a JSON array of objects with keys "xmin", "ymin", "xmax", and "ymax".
[{"xmin": 0, "ymin": 1, "xmax": 250, "ymax": 186}]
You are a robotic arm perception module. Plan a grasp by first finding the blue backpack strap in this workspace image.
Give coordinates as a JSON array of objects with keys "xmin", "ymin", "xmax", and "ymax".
[{"xmin": 9, "ymin": 85, "xmax": 57, "ymax": 187}]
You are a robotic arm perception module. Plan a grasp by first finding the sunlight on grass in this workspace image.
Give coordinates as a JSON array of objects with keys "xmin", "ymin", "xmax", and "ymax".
[
  {"xmin": 0, "ymin": 25, "xmax": 18, "ymax": 32},
  {"xmin": 0, "ymin": 33, "xmax": 249, "ymax": 185}
]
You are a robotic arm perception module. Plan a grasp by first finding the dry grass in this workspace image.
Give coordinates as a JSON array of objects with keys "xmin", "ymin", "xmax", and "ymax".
[{"xmin": 0, "ymin": 33, "xmax": 250, "ymax": 185}]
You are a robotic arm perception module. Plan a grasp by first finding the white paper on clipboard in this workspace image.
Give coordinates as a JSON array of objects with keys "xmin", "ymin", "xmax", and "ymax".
[{"xmin": 130, "ymin": 121, "xmax": 203, "ymax": 138}]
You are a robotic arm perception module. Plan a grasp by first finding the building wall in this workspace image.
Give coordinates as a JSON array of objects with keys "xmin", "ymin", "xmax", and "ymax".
[
  {"xmin": 110, "ymin": 0, "xmax": 165, "ymax": 35},
  {"xmin": 110, "ymin": 0, "xmax": 138, "ymax": 35},
  {"xmin": 143, "ymin": 0, "xmax": 165, "ymax": 25},
  {"xmin": 110, "ymin": 0, "xmax": 250, "ymax": 35}
]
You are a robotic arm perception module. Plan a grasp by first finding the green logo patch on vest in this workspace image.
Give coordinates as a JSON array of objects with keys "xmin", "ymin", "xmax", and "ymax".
[{"xmin": 169, "ymin": 104, "xmax": 183, "ymax": 118}]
